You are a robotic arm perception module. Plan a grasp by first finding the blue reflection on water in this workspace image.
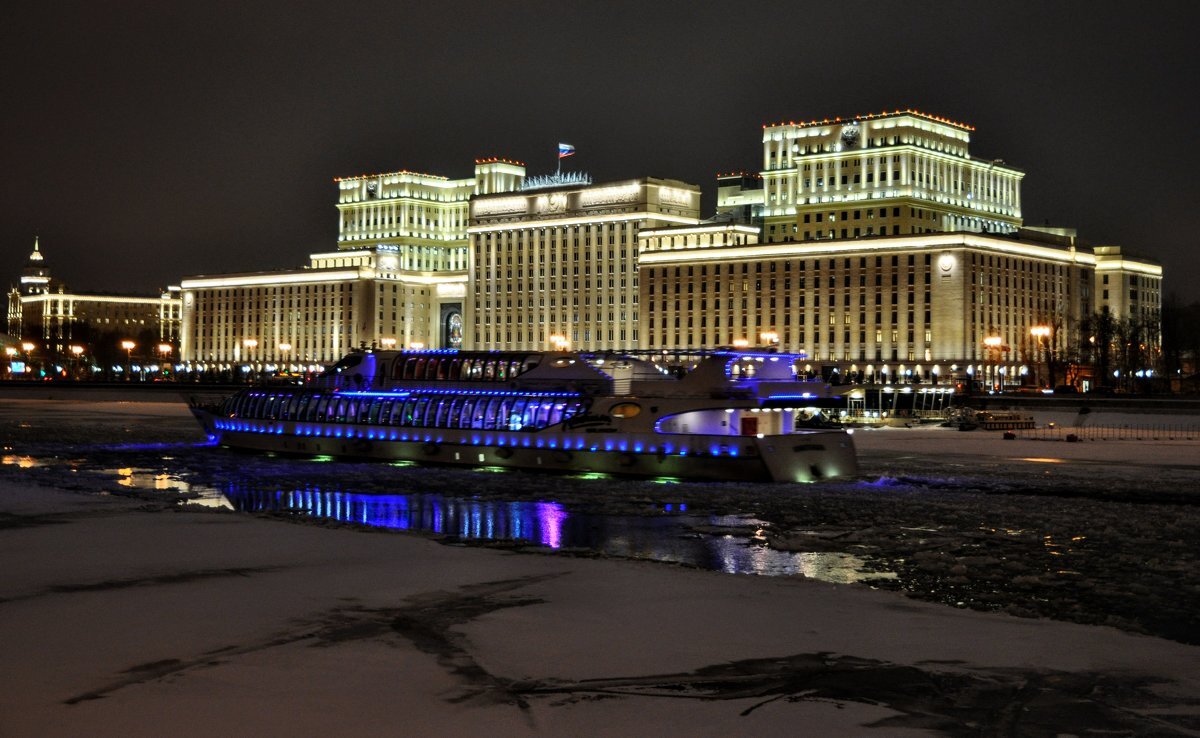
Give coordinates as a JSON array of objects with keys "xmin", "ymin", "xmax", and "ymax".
[
  {"xmin": 215, "ymin": 483, "xmax": 886, "ymax": 581},
  {"xmin": 227, "ymin": 484, "xmax": 571, "ymax": 549}
]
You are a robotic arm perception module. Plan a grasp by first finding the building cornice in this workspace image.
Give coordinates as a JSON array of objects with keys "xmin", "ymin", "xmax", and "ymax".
[{"xmin": 638, "ymin": 233, "xmax": 1098, "ymax": 267}]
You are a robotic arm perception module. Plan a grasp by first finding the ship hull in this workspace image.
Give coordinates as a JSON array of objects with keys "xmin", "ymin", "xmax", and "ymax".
[{"xmin": 192, "ymin": 408, "xmax": 857, "ymax": 483}]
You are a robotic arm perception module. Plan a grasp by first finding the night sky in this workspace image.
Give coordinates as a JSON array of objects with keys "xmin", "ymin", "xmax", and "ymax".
[{"xmin": 3, "ymin": 2, "xmax": 1198, "ymax": 302}]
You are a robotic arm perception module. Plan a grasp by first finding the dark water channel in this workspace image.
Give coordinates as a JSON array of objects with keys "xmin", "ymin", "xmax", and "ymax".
[
  {"xmin": 188, "ymin": 470, "xmax": 888, "ymax": 583},
  {"xmin": 2, "ymin": 446, "xmax": 888, "ymax": 584}
]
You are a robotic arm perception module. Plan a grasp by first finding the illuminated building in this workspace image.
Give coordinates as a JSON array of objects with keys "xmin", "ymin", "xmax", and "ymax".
[
  {"xmin": 1093, "ymin": 245, "xmax": 1162, "ymax": 324},
  {"xmin": 467, "ymin": 177, "xmax": 701, "ymax": 351},
  {"xmin": 180, "ymin": 160, "xmax": 526, "ymax": 369},
  {"xmin": 638, "ymin": 224, "xmax": 1102, "ymax": 386},
  {"xmin": 172, "ymin": 109, "xmax": 1162, "ymax": 389},
  {"xmin": 6, "ymin": 238, "xmax": 181, "ymax": 357},
  {"xmin": 723, "ymin": 110, "xmax": 1024, "ymax": 244}
]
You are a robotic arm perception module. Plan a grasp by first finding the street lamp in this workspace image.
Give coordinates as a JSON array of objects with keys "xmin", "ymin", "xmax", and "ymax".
[
  {"xmin": 759, "ymin": 331, "xmax": 779, "ymax": 347},
  {"xmin": 379, "ymin": 337, "xmax": 396, "ymax": 350},
  {"xmin": 1030, "ymin": 325, "xmax": 1050, "ymax": 388},
  {"xmin": 549, "ymin": 334, "xmax": 569, "ymax": 350},
  {"xmin": 983, "ymin": 335, "xmax": 1003, "ymax": 392},
  {"xmin": 69, "ymin": 345, "xmax": 84, "ymax": 381},
  {"xmin": 157, "ymin": 344, "xmax": 173, "ymax": 380},
  {"xmin": 409, "ymin": 341, "xmax": 425, "ymax": 350},
  {"xmin": 120, "ymin": 340, "xmax": 136, "ymax": 382},
  {"xmin": 278, "ymin": 343, "xmax": 292, "ymax": 371},
  {"xmin": 242, "ymin": 339, "xmax": 258, "ymax": 382}
]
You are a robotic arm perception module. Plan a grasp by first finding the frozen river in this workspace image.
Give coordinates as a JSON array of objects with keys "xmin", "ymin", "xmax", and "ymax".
[{"xmin": 3, "ymin": 398, "xmax": 1199, "ymax": 644}]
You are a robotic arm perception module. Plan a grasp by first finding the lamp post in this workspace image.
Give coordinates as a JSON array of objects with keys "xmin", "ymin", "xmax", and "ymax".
[
  {"xmin": 157, "ymin": 343, "xmax": 173, "ymax": 380},
  {"xmin": 983, "ymin": 334, "xmax": 1003, "ymax": 392},
  {"xmin": 549, "ymin": 334, "xmax": 569, "ymax": 351},
  {"xmin": 243, "ymin": 339, "xmax": 258, "ymax": 383},
  {"xmin": 120, "ymin": 340, "xmax": 136, "ymax": 382},
  {"xmin": 759, "ymin": 331, "xmax": 779, "ymax": 348},
  {"xmin": 21, "ymin": 342, "xmax": 38, "ymax": 379},
  {"xmin": 1030, "ymin": 325, "xmax": 1050, "ymax": 388},
  {"xmin": 379, "ymin": 337, "xmax": 396, "ymax": 350},
  {"xmin": 4, "ymin": 347, "xmax": 17, "ymax": 378},
  {"xmin": 278, "ymin": 343, "xmax": 292, "ymax": 372},
  {"xmin": 69, "ymin": 345, "xmax": 84, "ymax": 381}
]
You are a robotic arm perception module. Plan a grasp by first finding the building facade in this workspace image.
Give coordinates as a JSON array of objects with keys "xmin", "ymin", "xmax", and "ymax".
[
  {"xmin": 638, "ymin": 226, "xmax": 1097, "ymax": 386},
  {"xmin": 1094, "ymin": 245, "xmax": 1163, "ymax": 325},
  {"xmin": 466, "ymin": 177, "xmax": 701, "ymax": 351},
  {"xmin": 179, "ymin": 247, "xmax": 465, "ymax": 372},
  {"xmin": 180, "ymin": 160, "xmax": 526, "ymax": 369}
]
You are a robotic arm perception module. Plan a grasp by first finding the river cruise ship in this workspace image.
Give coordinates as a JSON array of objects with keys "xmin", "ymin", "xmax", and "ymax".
[{"xmin": 190, "ymin": 349, "xmax": 858, "ymax": 483}]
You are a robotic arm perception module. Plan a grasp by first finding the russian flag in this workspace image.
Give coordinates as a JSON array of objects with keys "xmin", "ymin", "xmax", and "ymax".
[{"xmin": 558, "ymin": 143, "xmax": 576, "ymax": 158}]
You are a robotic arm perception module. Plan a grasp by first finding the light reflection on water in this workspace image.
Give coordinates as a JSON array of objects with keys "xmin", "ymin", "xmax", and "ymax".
[
  {"xmin": 205, "ymin": 483, "xmax": 892, "ymax": 582},
  {"xmin": 2, "ymin": 455, "xmax": 42, "ymax": 469}
]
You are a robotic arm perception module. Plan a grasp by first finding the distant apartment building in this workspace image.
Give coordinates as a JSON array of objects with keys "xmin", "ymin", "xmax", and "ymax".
[{"xmin": 6, "ymin": 238, "xmax": 181, "ymax": 357}]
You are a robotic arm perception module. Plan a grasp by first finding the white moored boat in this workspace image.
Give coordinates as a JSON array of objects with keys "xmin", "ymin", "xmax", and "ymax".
[{"xmin": 190, "ymin": 348, "xmax": 858, "ymax": 483}]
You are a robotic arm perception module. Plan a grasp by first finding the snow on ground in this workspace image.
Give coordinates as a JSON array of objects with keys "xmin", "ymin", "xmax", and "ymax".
[
  {"xmin": 2, "ymin": 479, "xmax": 1199, "ymax": 736},
  {"xmin": 2, "ymin": 398, "xmax": 1200, "ymax": 734}
]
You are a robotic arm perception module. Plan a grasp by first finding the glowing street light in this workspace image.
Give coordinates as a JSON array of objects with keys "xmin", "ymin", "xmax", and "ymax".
[
  {"xmin": 760, "ymin": 331, "xmax": 779, "ymax": 346},
  {"xmin": 983, "ymin": 334, "xmax": 1003, "ymax": 392},
  {"xmin": 732, "ymin": 338, "xmax": 750, "ymax": 348},
  {"xmin": 121, "ymin": 340, "xmax": 136, "ymax": 382},
  {"xmin": 549, "ymin": 334, "xmax": 569, "ymax": 350},
  {"xmin": 21, "ymin": 342, "xmax": 35, "ymax": 353},
  {"xmin": 409, "ymin": 341, "xmax": 425, "ymax": 350},
  {"xmin": 1030, "ymin": 325, "xmax": 1051, "ymax": 387},
  {"xmin": 379, "ymin": 337, "xmax": 396, "ymax": 349}
]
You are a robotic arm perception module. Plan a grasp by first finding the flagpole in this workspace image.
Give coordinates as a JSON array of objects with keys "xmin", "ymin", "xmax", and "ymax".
[{"xmin": 556, "ymin": 144, "xmax": 561, "ymax": 179}]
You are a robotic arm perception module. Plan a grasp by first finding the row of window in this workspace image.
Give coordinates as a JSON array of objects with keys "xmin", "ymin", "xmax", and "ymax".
[
  {"xmin": 226, "ymin": 391, "xmax": 586, "ymax": 432},
  {"xmin": 390, "ymin": 353, "xmax": 537, "ymax": 382}
]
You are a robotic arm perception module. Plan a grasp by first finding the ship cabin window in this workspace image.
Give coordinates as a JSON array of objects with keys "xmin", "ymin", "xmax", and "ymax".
[
  {"xmin": 332, "ymin": 399, "xmax": 350, "ymax": 423},
  {"xmin": 292, "ymin": 392, "xmax": 584, "ymax": 430},
  {"xmin": 293, "ymin": 394, "xmax": 311, "ymax": 421},
  {"xmin": 384, "ymin": 353, "xmax": 543, "ymax": 383}
]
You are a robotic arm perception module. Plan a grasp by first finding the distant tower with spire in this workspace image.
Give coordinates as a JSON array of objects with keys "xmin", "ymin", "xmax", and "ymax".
[{"xmin": 20, "ymin": 236, "xmax": 51, "ymax": 296}]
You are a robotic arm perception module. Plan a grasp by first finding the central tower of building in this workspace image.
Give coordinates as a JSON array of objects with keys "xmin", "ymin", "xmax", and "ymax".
[
  {"xmin": 753, "ymin": 109, "xmax": 1024, "ymax": 243},
  {"xmin": 467, "ymin": 177, "xmax": 701, "ymax": 351}
]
